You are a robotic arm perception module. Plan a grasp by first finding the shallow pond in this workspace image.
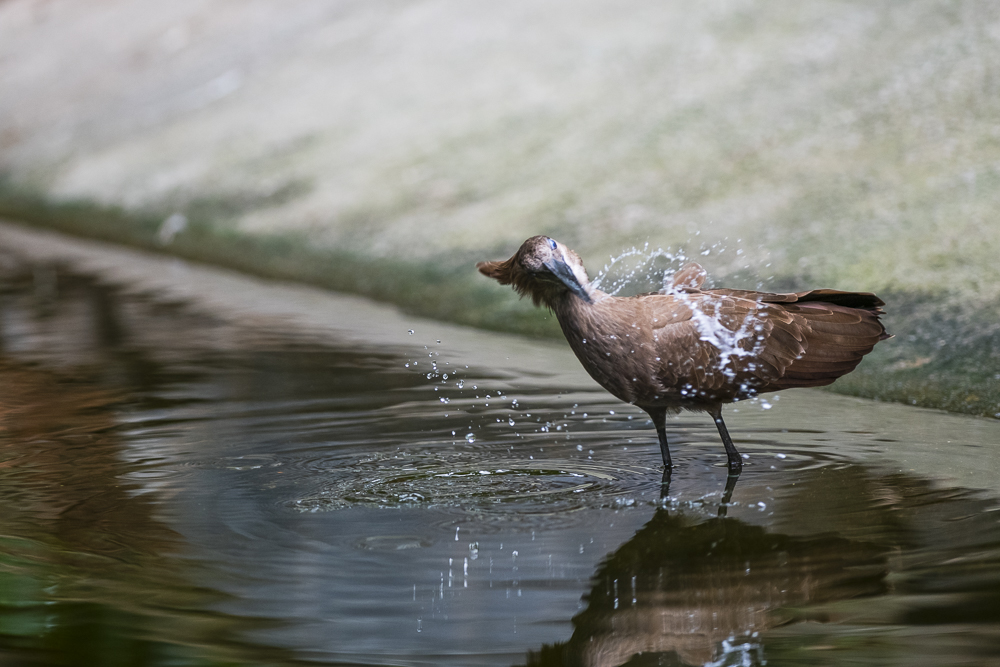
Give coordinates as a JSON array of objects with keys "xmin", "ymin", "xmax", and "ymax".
[{"xmin": 1, "ymin": 229, "xmax": 1000, "ymax": 666}]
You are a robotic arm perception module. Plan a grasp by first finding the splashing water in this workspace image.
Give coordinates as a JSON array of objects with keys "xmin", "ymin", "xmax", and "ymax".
[
  {"xmin": 667, "ymin": 286, "xmax": 768, "ymax": 385},
  {"xmin": 590, "ymin": 243, "xmax": 690, "ymax": 296},
  {"xmin": 592, "ymin": 242, "xmax": 769, "ymax": 387},
  {"xmin": 704, "ymin": 635, "xmax": 765, "ymax": 667}
]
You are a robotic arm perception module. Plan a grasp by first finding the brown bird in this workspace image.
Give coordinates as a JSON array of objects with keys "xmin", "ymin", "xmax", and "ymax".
[{"xmin": 478, "ymin": 236, "xmax": 890, "ymax": 475}]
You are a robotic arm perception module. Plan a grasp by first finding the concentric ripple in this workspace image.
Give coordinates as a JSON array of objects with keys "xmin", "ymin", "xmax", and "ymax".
[{"xmin": 285, "ymin": 449, "xmax": 662, "ymax": 515}]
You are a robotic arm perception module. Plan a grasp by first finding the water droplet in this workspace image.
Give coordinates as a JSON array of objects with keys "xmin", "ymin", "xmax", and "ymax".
[
  {"xmin": 408, "ymin": 329, "xmax": 414, "ymax": 335},
  {"xmin": 465, "ymin": 433, "xmax": 475, "ymax": 443}
]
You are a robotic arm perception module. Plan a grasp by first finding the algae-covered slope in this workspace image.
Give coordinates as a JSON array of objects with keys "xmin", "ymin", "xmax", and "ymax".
[{"xmin": 1, "ymin": 0, "xmax": 998, "ymax": 417}]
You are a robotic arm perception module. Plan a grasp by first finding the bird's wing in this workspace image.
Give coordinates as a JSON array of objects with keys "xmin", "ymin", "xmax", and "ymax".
[
  {"xmin": 638, "ymin": 292, "xmax": 763, "ymax": 395},
  {"xmin": 714, "ymin": 287, "xmax": 886, "ymax": 310},
  {"xmin": 638, "ymin": 289, "xmax": 887, "ymax": 398},
  {"xmin": 754, "ymin": 299, "xmax": 888, "ymax": 390}
]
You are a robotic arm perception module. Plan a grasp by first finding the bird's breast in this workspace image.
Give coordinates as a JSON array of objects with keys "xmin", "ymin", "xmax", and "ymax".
[{"xmin": 554, "ymin": 297, "xmax": 671, "ymax": 406}]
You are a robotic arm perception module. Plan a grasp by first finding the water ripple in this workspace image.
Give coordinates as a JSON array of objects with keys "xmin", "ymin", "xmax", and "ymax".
[{"xmin": 285, "ymin": 451, "xmax": 661, "ymax": 516}]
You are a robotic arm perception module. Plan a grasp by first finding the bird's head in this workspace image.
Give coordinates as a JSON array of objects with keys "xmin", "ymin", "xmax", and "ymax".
[{"xmin": 477, "ymin": 236, "xmax": 593, "ymax": 307}]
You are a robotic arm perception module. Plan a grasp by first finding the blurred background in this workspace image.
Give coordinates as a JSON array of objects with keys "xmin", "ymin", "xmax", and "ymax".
[
  {"xmin": 2, "ymin": 0, "xmax": 999, "ymax": 415},
  {"xmin": 3, "ymin": 3, "xmax": 1000, "ymax": 666}
]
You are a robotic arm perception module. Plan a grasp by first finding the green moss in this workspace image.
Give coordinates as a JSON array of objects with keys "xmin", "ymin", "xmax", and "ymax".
[
  {"xmin": 0, "ymin": 183, "xmax": 560, "ymax": 339},
  {"xmin": 827, "ymin": 289, "xmax": 1000, "ymax": 419}
]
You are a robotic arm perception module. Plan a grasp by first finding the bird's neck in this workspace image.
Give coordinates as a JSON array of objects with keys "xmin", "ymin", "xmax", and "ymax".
[
  {"xmin": 535, "ymin": 280, "xmax": 600, "ymax": 311},
  {"xmin": 550, "ymin": 289, "xmax": 606, "ymax": 339}
]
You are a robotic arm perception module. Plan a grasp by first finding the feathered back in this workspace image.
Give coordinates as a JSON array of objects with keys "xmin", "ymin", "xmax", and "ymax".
[{"xmin": 655, "ymin": 287, "xmax": 890, "ymax": 398}]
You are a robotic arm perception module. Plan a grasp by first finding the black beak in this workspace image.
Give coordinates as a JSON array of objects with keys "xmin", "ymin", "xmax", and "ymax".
[{"xmin": 543, "ymin": 258, "xmax": 592, "ymax": 304}]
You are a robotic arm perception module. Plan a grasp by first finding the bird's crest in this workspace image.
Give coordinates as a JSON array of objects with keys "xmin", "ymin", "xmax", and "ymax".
[
  {"xmin": 476, "ymin": 259, "xmax": 513, "ymax": 284},
  {"xmin": 478, "ymin": 257, "xmax": 550, "ymax": 305}
]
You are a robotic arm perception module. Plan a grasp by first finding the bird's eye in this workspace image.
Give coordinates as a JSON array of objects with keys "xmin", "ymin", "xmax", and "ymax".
[{"xmin": 547, "ymin": 238, "xmax": 557, "ymax": 250}]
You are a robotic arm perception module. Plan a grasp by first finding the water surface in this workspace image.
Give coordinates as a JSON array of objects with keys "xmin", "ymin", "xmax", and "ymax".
[{"xmin": 1, "ymin": 246, "xmax": 1000, "ymax": 666}]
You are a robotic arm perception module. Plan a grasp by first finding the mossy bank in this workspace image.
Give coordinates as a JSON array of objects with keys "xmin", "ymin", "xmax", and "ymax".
[{"xmin": 2, "ymin": 186, "xmax": 997, "ymax": 421}]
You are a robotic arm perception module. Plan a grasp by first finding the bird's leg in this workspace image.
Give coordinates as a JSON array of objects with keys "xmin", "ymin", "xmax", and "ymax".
[
  {"xmin": 709, "ymin": 405, "xmax": 742, "ymax": 474},
  {"xmin": 646, "ymin": 407, "xmax": 672, "ymax": 472},
  {"xmin": 659, "ymin": 468, "xmax": 672, "ymax": 500}
]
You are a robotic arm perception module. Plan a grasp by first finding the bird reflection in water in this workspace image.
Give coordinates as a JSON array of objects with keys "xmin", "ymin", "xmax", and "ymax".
[{"xmin": 524, "ymin": 475, "xmax": 887, "ymax": 667}]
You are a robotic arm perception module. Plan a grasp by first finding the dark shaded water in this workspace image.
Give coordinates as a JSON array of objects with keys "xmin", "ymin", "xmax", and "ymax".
[{"xmin": 2, "ymin": 252, "xmax": 1000, "ymax": 666}]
